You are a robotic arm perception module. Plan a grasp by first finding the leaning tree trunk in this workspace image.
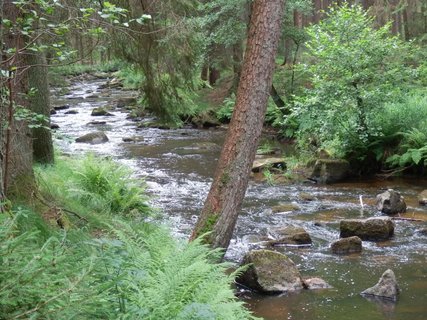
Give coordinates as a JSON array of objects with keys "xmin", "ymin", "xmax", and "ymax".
[
  {"xmin": 190, "ymin": 0, "xmax": 284, "ymax": 252},
  {"xmin": 2, "ymin": 0, "xmax": 35, "ymax": 197},
  {"xmin": 27, "ymin": 52, "xmax": 54, "ymax": 164}
]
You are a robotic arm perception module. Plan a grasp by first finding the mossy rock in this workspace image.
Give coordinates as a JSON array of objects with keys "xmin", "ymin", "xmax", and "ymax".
[
  {"xmin": 252, "ymin": 157, "xmax": 286, "ymax": 173},
  {"xmin": 418, "ymin": 190, "xmax": 427, "ymax": 206},
  {"xmin": 310, "ymin": 158, "xmax": 349, "ymax": 184},
  {"xmin": 75, "ymin": 131, "xmax": 109, "ymax": 144},
  {"xmin": 91, "ymin": 107, "xmax": 114, "ymax": 117},
  {"xmin": 266, "ymin": 226, "xmax": 312, "ymax": 246},
  {"xmin": 340, "ymin": 217, "xmax": 394, "ymax": 241},
  {"xmin": 331, "ymin": 236, "xmax": 362, "ymax": 254},
  {"xmin": 237, "ymin": 250, "xmax": 303, "ymax": 294}
]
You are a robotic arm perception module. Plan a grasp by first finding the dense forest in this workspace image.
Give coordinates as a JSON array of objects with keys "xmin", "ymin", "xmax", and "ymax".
[{"xmin": 1, "ymin": 0, "xmax": 427, "ymax": 319}]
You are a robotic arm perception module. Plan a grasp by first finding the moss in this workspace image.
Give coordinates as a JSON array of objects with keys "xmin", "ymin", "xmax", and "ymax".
[
  {"xmin": 219, "ymin": 170, "xmax": 230, "ymax": 188},
  {"xmin": 196, "ymin": 212, "xmax": 220, "ymax": 243}
]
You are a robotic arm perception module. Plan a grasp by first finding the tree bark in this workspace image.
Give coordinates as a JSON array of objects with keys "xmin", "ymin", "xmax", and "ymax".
[
  {"xmin": 190, "ymin": 0, "xmax": 284, "ymax": 252},
  {"xmin": 27, "ymin": 52, "xmax": 54, "ymax": 164},
  {"xmin": 1, "ymin": 0, "xmax": 35, "ymax": 196}
]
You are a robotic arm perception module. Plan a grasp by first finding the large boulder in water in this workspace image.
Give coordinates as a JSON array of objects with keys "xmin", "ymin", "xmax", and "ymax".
[
  {"xmin": 331, "ymin": 236, "xmax": 362, "ymax": 254},
  {"xmin": 376, "ymin": 189, "xmax": 406, "ymax": 215},
  {"xmin": 418, "ymin": 190, "xmax": 427, "ymax": 206},
  {"xmin": 340, "ymin": 217, "xmax": 394, "ymax": 241},
  {"xmin": 237, "ymin": 250, "xmax": 304, "ymax": 294},
  {"xmin": 310, "ymin": 159, "xmax": 350, "ymax": 184},
  {"xmin": 361, "ymin": 269, "xmax": 400, "ymax": 301},
  {"xmin": 75, "ymin": 131, "xmax": 109, "ymax": 144}
]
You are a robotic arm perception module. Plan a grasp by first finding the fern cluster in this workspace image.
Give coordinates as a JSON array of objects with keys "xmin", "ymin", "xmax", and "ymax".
[
  {"xmin": 36, "ymin": 153, "xmax": 151, "ymax": 220},
  {"xmin": 0, "ymin": 211, "xmax": 255, "ymax": 319}
]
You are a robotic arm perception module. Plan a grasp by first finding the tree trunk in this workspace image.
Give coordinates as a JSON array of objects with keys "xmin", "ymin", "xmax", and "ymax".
[
  {"xmin": 190, "ymin": 0, "xmax": 284, "ymax": 252},
  {"xmin": 2, "ymin": 0, "xmax": 35, "ymax": 197},
  {"xmin": 27, "ymin": 52, "xmax": 54, "ymax": 164}
]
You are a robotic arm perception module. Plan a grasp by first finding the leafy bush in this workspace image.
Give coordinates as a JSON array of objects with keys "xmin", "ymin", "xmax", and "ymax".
[{"xmin": 294, "ymin": 4, "xmax": 415, "ymax": 170}]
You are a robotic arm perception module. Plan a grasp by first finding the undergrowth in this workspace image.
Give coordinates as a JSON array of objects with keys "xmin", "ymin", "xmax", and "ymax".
[{"xmin": 1, "ymin": 154, "xmax": 256, "ymax": 319}]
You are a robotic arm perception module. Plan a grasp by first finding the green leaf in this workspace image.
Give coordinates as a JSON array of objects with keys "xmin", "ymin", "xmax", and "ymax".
[{"xmin": 411, "ymin": 149, "xmax": 422, "ymax": 165}]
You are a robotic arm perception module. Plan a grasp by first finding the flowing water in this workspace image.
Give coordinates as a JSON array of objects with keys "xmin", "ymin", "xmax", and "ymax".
[{"xmin": 51, "ymin": 77, "xmax": 427, "ymax": 320}]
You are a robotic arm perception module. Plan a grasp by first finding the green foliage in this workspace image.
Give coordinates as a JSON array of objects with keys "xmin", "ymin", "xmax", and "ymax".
[
  {"xmin": 108, "ymin": 222, "xmax": 255, "ymax": 320},
  {"xmin": 0, "ymin": 210, "xmax": 112, "ymax": 319},
  {"xmin": 0, "ymin": 208, "xmax": 255, "ymax": 319},
  {"xmin": 51, "ymin": 60, "xmax": 123, "ymax": 77},
  {"xmin": 216, "ymin": 94, "xmax": 236, "ymax": 122},
  {"xmin": 294, "ymin": 4, "xmax": 416, "ymax": 169},
  {"xmin": 36, "ymin": 154, "xmax": 151, "ymax": 218}
]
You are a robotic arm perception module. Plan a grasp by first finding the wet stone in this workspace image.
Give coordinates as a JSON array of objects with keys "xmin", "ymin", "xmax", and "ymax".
[
  {"xmin": 376, "ymin": 189, "xmax": 406, "ymax": 215},
  {"xmin": 310, "ymin": 159, "xmax": 349, "ymax": 184},
  {"xmin": 303, "ymin": 277, "xmax": 333, "ymax": 290},
  {"xmin": 340, "ymin": 217, "xmax": 394, "ymax": 241},
  {"xmin": 361, "ymin": 269, "xmax": 400, "ymax": 301},
  {"xmin": 331, "ymin": 236, "xmax": 362, "ymax": 254},
  {"xmin": 252, "ymin": 157, "xmax": 286, "ymax": 173},
  {"xmin": 51, "ymin": 123, "xmax": 60, "ymax": 129},
  {"xmin": 271, "ymin": 203, "xmax": 300, "ymax": 213},
  {"xmin": 87, "ymin": 121, "xmax": 107, "ymax": 126},
  {"xmin": 237, "ymin": 250, "xmax": 304, "ymax": 294},
  {"xmin": 65, "ymin": 109, "xmax": 78, "ymax": 114},
  {"xmin": 266, "ymin": 226, "xmax": 312, "ymax": 246},
  {"xmin": 75, "ymin": 131, "xmax": 109, "ymax": 144},
  {"xmin": 91, "ymin": 107, "xmax": 114, "ymax": 117},
  {"xmin": 418, "ymin": 190, "xmax": 427, "ymax": 206},
  {"xmin": 54, "ymin": 104, "xmax": 70, "ymax": 111}
]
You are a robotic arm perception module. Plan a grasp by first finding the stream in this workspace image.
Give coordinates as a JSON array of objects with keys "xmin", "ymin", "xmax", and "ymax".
[{"xmin": 51, "ymin": 76, "xmax": 427, "ymax": 320}]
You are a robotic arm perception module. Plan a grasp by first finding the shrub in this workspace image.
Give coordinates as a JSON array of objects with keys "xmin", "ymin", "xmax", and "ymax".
[{"xmin": 295, "ymin": 4, "xmax": 415, "ymax": 170}]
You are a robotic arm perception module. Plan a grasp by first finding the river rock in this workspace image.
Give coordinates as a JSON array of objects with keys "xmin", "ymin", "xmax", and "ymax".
[
  {"xmin": 98, "ymin": 78, "xmax": 123, "ymax": 89},
  {"xmin": 310, "ymin": 159, "xmax": 350, "ymax": 184},
  {"xmin": 51, "ymin": 123, "xmax": 60, "ymax": 129},
  {"xmin": 340, "ymin": 217, "xmax": 394, "ymax": 241},
  {"xmin": 376, "ymin": 189, "xmax": 406, "ymax": 215},
  {"xmin": 416, "ymin": 228, "xmax": 427, "ymax": 236},
  {"xmin": 303, "ymin": 277, "xmax": 333, "ymax": 290},
  {"xmin": 50, "ymin": 109, "xmax": 57, "ymax": 115},
  {"xmin": 87, "ymin": 121, "xmax": 107, "ymax": 126},
  {"xmin": 188, "ymin": 112, "xmax": 221, "ymax": 129},
  {"xmin": 122, "ymin": 136, "xmax": 144, "ymax": 143},
  {"xmin": 271, "ymin": 203, "xmax": 300, "ymax": 213},
  {"xmin": 418, "ymin": 190, "xmax": 427, "ymax": 206},
  {"xmin": 116, "ymin": 97, "xmax": 137, "ymax": 108},
  {"xmin": 299, "ymin": 192, "xmax": 316, "ymax": 201},
  {"xmin": 266, "ymin": 226, "xmax": 312, "ymax": 246},
  {"xmin": 252, "ymin": 157, "xmax": 286, "ymax": 173},
  {"xmin": 331, "ymin": 236, "xmax": 362, "ymax": 254},
  {"xmin": 54, "ymin": 104, "xmax": 70, "ymax": 111},
  {"xmin": 237, "ymin": 250, "xmax": 304, "ymax": 293},
  {"xmin": 361, "ymin": 269, "xmax": 400, "ymax": 301},
  {"xmin": 65, "ymin": 109, "xmax": 78, "ymax": 114},
  {"xmin": 75, "ymin": 131, "xmax": 109, "ymax": 144},
  {"xmin": 91, "ymin": 107, "xmax": 114, "ymax": 116}
]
